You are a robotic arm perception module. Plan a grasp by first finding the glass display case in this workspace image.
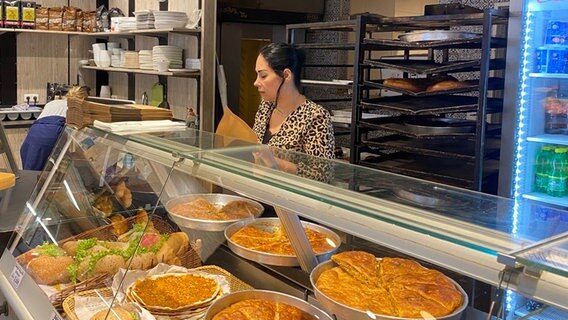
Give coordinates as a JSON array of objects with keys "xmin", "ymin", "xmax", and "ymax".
[{"xmin": 0, "ymin": 126, "xmax": 567, "ymax": 320}]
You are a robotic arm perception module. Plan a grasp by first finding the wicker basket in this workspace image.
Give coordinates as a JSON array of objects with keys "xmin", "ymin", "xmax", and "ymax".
[
  {"xmin": 63, "ymin": 265, "xmax": 253, "ymax": 320},
  {"xmin": 18, "ymin": 215, "xmax": 202, "ymax": 311}
]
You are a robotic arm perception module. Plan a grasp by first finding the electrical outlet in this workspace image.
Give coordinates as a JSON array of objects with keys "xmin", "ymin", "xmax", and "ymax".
[{"xmin": 23, "ymin": 94, "xmax": 39, "ymax": 104}]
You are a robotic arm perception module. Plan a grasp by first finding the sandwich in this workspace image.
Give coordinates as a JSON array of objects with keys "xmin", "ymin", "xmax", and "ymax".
[{"xmin": 90, "ymin": 306, "xmax": 138, "ymax": 320}]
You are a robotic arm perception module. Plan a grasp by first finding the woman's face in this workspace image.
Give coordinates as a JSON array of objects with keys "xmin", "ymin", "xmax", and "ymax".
[{"xmin": 254, "ymin": 54, "xmax": 283, "ymax": 102}]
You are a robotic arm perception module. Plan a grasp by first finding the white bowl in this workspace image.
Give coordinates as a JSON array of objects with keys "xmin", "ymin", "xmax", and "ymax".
[{"xmin": 7, "ymin": 113, "xmax": 19, "ymax": 120}]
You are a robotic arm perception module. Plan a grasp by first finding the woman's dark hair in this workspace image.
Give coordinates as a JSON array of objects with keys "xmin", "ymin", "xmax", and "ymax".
[{"xmin": 259, "ymin": 42, "xmax": 305, "ymax": 89}]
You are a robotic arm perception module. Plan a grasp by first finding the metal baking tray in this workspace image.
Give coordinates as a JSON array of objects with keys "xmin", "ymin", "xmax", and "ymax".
[
  {"xmin": 364, "ymin": 58, "xmax": 505, "ymax": 75},
  {"xmin": 165, "ymin": 194, "xmax": 264, "ymax": 232},
  {"xmin": 204, "ymin": 290, "xmax": 334, "ymax": 320},
  {"xmin": 360, "ymin": 152, "xmax": 479, "ymax": 189},
  {"xmin": 310, "ymin": 259, "xmax": 468, "ymax": 320},
  {"xmin": 224, "ymin": 218, "xmax": 341, "ymax": 267},
  {"xmin": 360, "ymin": 96, "xmax": 503, "ymax": 115},
  {"xmin": 364, "ymin": 79, "xmax": 478, "ymax": 97},
  {"xmin": 404, "ymin": 117, "xmax": 476, "ymax": 134},
  {"xmin": 399, "ymin": 30, "xmax": 481, "ymax": 42},
  {"xmin": 364, "ymin": 135, "xmax": 478, "ymax": 160},
  {"xmin": 363, "ymin": 37, "xmax": 507, "ymax": 50}
]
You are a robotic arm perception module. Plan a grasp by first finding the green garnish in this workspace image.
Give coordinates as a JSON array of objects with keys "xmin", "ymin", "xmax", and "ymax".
[
  {"xmin": 74, "ymin": 238, "xmax": 98, "ymax": 263},
  {"xmin": 67, "ymin": 264, "xmax": 78, "ymax": 283},
  {"xmin": 37, "ymin": 243, "xmax": 65, "ymax": 257}
]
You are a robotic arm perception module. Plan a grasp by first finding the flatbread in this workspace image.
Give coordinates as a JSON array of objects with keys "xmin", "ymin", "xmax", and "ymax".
[{"xmin": 127, "ymin": 273, "xmax": 220, "ymax": 311}]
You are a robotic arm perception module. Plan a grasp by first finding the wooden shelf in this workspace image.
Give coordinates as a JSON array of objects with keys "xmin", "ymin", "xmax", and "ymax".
[
  {"xmin": 0, "ymin": 27, "xmax": 200, "ymax": 37},
  {"xmin": 81, "ymin": 66, "xmax": 200, "ymax": 77}
]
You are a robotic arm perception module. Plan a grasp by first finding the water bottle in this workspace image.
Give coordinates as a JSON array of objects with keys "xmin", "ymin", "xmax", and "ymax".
[
  {"xmin": 547, "ymin": 147, "xmax": 568, "ymax": 197},
  {"xmin": 534, "ymin": 145, "xmax": 553, "ymax": 193}
]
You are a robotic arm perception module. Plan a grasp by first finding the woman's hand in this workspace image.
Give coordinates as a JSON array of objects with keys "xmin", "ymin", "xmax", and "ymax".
[{"xmin": 253, "ymin": 149, "xmax": 298, "ymax": 174}]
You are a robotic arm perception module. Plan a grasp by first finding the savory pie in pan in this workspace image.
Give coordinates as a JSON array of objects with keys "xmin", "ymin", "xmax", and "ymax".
[
  {"xmin": 230, "ymin": 224, "xmax": 335, "ymax": 256},
  {"xmin": 315, "ymin": 251, "xmax": 464, "ymax": 318},
  {"xmin": 127, "ymin": 273, "xmax": 220, "ymax": 311},
  {"xmin": 211, "ymin": 299, "xmax": 315, "ymax": 320}
]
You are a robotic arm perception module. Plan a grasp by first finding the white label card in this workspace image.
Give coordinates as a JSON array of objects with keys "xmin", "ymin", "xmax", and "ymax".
[
  {"xmin": 50, "ymin": 311, "xmax": 63, "ymax": 320},
  {"xmin": 9, "ymin": 263, "xmax": 25, "ymax": 289}
]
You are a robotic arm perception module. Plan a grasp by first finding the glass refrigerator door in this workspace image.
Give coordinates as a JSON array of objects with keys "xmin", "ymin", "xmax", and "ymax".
[{"xmin": 510, "ymin": 0, "xmax": 568, "ymax": 318}]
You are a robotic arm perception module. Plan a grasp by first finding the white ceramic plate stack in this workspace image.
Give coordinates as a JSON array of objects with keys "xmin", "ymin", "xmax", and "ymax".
[
  {"xmin": 134, "ymin": 10, "xmax": 155, "ymax": 29},
  {"xmin": 153, "ymin": 11, "xmax": 188, "ymax": 29},
  {"xmin": 152, "ymin": 46, "xmax": 183, "ymax": 70},
  {"xmin": 139, "ymin": 50, "xmax": 153, "ymax": 70},
  {"xmin": 122, "ymin": 51, "xmax": 140, "ymax": 69},
  {"xmin": 119, "ymin": 17, "xmax": 137, "ymax": 32}
]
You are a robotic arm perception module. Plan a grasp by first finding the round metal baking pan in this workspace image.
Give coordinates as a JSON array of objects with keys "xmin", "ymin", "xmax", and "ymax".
[
  {"xmin": 403, "ymin": 117, "xmax": 476, "ymax": 135},
  {"xmin": 225, "ymin": 218, "xmax": 341, "ymax": 267},
  {"xmin": 399, "ymin": 30, "xmax": 480, "ymax": 42},
  {"xmin": 310, "ymin": 259, "xmax": 468, "ymax": 320},
  {"xmin": 204, "ymin": 290, "xmax": 333, "ymax": 320},
  {"xmin": 393, "ymin": 187, "xmax": 455, "ymax": 208},
  {"xmin": 165, "ymin": 194, "xmax": 264, "ymax": 232}
]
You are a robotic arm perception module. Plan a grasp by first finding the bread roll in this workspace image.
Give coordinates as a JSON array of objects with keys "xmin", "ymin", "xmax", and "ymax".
[
  {"xmin": 61, "ymin": 241, "xmax": 79, "ymax": 256},
  {"xmin": 26, "ymin": 255, "xmax": 74, "ymax": 285},
  {"xmin": 128, "ymin": 252, "xmax": 157, "ymax": 270},
  {"xmin": 383, "ymin": 78, "xmax": 425, "ymax": 93},
  {"xmin": 426, "ymin": 80, "xmax": 467, "ymax": 92},
  {"xmin": 77, "ymin": 254, "xmax": 126, "ymax": 281},
  {"xmin": 155, "ymin": 232, "xmax": 189, "ymax": 263},
  {"xmin": 90, "ymin": 307, "xmax": 135, "ymax": 320}
]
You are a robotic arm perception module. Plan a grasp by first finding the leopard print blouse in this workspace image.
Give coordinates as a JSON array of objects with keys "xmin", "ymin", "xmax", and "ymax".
[
  {"xmin": 252, "ymin": 99, "xmax": 335, "ymax": 159},
  {"xmin": 252, "ymin": 99, "xmax": 335, "ymax": 181}
]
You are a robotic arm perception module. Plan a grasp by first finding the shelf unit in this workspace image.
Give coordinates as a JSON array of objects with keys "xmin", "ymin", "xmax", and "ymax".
[
  {"xmin": 286, "ymin": 18, "xmax": 380, "ymax": 150},
  {"xmin": 80, "ymin": 65, "xmax": 200, "ymax": 78},
  {"xmin": 348, "ymin": 10, "xmax": 509, "ymax": 192},
  {"xmin": 0, "ymin": 0, "xmax": 217, "ymax": 131}
]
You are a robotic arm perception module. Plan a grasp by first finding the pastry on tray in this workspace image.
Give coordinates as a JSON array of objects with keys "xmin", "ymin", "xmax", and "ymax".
[{"xmin": 315, "ymin": 251, "xmax": 464, "ymax": 318}]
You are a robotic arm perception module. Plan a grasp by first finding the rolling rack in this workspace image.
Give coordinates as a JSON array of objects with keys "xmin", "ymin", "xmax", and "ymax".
[{"xmin": 347, "ymin": 10, "xmax": 509, "ymax": 192}]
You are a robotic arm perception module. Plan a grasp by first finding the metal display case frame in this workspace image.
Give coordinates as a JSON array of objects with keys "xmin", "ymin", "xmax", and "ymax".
[{"xmin": 0, "ymin": 126, "xmax": 566, "ymax": 319}]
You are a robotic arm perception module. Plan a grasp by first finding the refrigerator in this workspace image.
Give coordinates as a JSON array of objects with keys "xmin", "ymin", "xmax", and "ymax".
[{"xmin": 500, "ymin": 0, "xmax": 568, "ymax": 318}]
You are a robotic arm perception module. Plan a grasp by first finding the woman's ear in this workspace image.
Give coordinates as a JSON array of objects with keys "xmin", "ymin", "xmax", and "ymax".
[{"xmin": 282, "ymin": 68, "xmax": 293, "ymax": 82}]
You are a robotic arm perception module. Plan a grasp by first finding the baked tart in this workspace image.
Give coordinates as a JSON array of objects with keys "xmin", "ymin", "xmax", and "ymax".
[
  {"xmin": 212, "ymin": 299, "xmax": 315, "ymax": 320},
  {"xmin": 315, "ymin": 252, "xmax": 464, "ymax": 318}
]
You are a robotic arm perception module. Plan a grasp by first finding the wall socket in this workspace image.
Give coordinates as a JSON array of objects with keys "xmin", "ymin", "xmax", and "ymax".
[{"xmin": 23, "ymin": 94, "xmax": 39, "ymax": 104}]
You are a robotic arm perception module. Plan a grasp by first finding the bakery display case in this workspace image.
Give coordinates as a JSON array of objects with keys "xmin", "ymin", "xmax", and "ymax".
[{"xmin": 0, "ymin": 126, "xmax": 567, "ymax": 319}]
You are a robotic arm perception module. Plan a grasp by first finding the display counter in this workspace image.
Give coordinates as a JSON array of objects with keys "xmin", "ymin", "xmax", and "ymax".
[{"xmin": 0, "ymin": 126, "xmax": 566, "ymax": 320}]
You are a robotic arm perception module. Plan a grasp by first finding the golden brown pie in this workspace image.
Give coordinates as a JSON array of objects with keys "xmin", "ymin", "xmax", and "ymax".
[
  {"xmin": 127, "ymin": 273, "xmax": 219, "ymax": 311},
  {"xmin": 331, "ymin": 251, "xmax": 380, "ymax": 286},
  {"xmin": 379, "ymin": 257, "xmax": 425, "ymax": 284},
  {"xmin": 230, "ymin": 225, "xmax": 335, "ymax": 256},
  {"xmin": 212, "ymin": 299, "xmax": 315, "ymax": 320},
  {"xmin": 315, "ymin": 252, "xmax": 464, "ymax": 318},
  {"xmin": 316, "ymin": 266, "xmax": 396, "ymax": 316},
  {"xmin": 170, "ymin": 198, "xmax": 261, "ymax": 221}
]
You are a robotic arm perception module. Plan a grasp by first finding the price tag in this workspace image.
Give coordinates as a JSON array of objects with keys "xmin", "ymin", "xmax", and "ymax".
[
  {"xmin": 9, "ymin": 263, "xmax": 25, "ymax": 289},
  {"xmin": 50, "ymin": 311, "xmax": 63, "ymax": 320}
]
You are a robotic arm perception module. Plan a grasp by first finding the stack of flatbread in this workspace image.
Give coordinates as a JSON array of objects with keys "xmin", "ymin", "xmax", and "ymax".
[
  {"xmin": 315, "ymin": 251, "xmax": 464, "ymax": 318},
  {"xmin": 126, "ymin": 272, "xmax": 223, "ymax": 319}
]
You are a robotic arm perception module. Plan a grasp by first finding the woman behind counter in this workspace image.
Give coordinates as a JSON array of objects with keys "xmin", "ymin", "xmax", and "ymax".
[
  {"xmin": 20, "ymin": 86, "xmax": 90, "ymax": 170},
  {"xmin": 252, "ymin": 42, "xmax": 335, "ymax": 160}
]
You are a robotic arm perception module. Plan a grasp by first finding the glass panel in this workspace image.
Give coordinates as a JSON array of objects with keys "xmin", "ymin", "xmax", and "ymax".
[
  {"xmin": 173, "ymin": 144, "xmax": 568, "ymax": 256},
  {"xmin": 6, "ymin": 127, "xmax": 207, "ymax": 318},
  {"xmin": 88, "ymin": 126, "xmax": 257, "ymax": 155},
  {"xmin": 506, "ymin": 289, "xmax": 568, "ymax": 320},
  {"xmin": 513, "ymin": 232, "xmax": 568, "ymax": 277}
]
